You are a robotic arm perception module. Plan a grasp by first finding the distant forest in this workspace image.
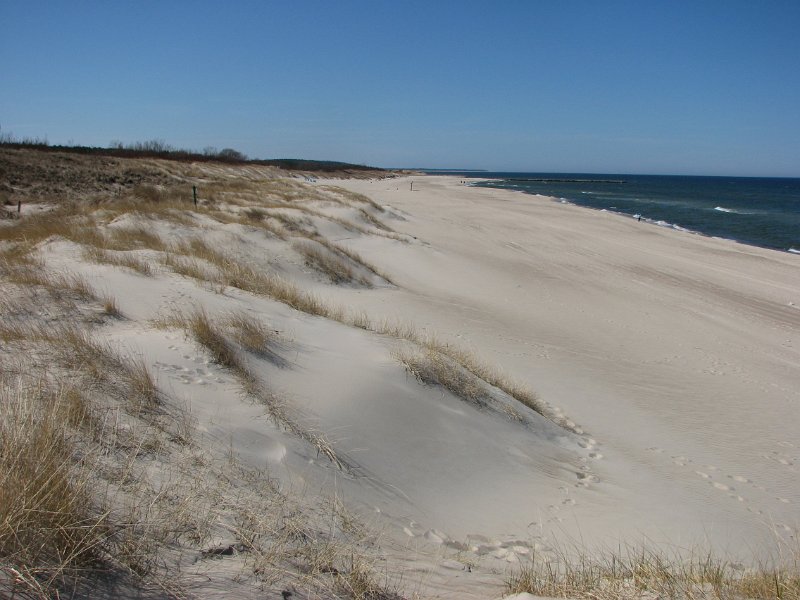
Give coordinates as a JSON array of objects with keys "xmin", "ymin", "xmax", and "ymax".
[{"xmin": 0, "ymin": 132, "xmax": 380, "ymax": 172}]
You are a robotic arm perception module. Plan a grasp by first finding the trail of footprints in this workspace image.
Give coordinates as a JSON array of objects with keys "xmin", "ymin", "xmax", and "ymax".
[
  {"xmin": 152, "ymin": 334, "xmax": 229, "ymax": 386},
  {"xmin": 538, "ymin": 403, "xmax": 606, "ymax": 523},
  {"xmin": 405, "ymin": 524, "xmax": 556, "ymax": 566},
  {"xmin": 646, "ymin": 441, "xmax": 796, "ymax": 537}
]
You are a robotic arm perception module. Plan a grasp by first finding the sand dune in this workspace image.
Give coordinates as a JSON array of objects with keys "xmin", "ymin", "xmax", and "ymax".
[{"xmin": 2, "ymin": 164, "xmax": 797, "ymax": 598}]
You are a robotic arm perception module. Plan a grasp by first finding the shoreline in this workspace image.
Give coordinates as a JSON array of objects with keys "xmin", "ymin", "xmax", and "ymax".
[
  {"xmin": 463, "ymin": 173, "xmax": 800, "ymax": 254},
  {"xmin": 492, "ymin": 184, "xmax": 800, "ymax": 254}
]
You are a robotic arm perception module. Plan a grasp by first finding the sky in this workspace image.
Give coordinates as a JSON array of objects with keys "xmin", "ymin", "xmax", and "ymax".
[{"xmin": 2, "ymin": 1, "xmax": 799, "ymax": 176}]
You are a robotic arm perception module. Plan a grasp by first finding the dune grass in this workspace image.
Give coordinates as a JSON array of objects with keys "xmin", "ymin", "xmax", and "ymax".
[
  {"xmin": 0, "ymin": 377, "xmax": 111, "ymax": 596},
  {"xmin": 394, "ymin": 345, "xmax": 491, "ymax": 409},
  {"xmin": 293, "ymin": 239, "xmax": 370, "ymax": 285},
  {"xmin": 319, "ymin": 185, "xmax": 386, "ymax": 212},
  {"xmin": 100, "ymin": 293, "xmax": 122, "ymax": 317},
  {"xmin": 310, "ymin": 235, "xmax": 394, "ymax": 284},
  {"xmin": 156, "ymin": 307, "xmax": 345, "ymax": 470},
  {"xmin": 160, "ymin": 252, "xmax": 214, "ymax": 282},
  {"xmin": 378, "ymin": 321, "xmax": 571, "ymax": 431},
  {"xmin": 506, "ymin": 544, "xmax": 800, "ymax": 600},
  {"xmin": 2, "ymin": 259, "xmax": 97, "ymax": 302},
  {"xmin": 226, "ymin": 311, "xmax": 275, "ymax": 356},
  {"xmin": 0, "ymin": 282, "xmax": 391, "ymax": 597},
  {"xmin": 83, "ymin": 246, "xmax": 153, "ymax": 276},
  {"xmin": 105, "ymin": 226, "xmax": 167, "ymax": 252},
  {"xmin": 167, "ymin": 236, "xmax": 338, "ymax": 318}
]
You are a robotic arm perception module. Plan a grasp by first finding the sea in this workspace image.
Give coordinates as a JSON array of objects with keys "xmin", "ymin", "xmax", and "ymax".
[{"xmin": 428, "ymin": 172, "xmax": 800, "ymax": 254}]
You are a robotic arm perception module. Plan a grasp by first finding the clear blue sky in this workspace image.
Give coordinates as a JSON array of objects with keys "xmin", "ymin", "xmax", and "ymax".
[{"xmin": 2, "ymin": 1, "xmax": 799, "ymax": 176}]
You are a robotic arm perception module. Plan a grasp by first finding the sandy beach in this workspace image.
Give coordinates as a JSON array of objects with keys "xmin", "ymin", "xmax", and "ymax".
[
  {"xmin": 2, "ymin": 159, "xmax": 798, "ymax": 599},
  {"xmin": 324, "ymin": 176, "xmax": 800, "ymax": 550}
]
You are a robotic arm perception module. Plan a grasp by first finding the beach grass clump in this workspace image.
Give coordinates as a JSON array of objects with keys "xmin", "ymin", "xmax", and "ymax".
[
  {"xmin": 268, "ymin": 210, "xmax": 317, "ymax": 235},
  {"xmin": 293, "ymin": 239, "xmax": 369, "ymax": 285},
  {"xmin": 310, "ymin": 236, "xmax": 393, "ymax": 284},
  {"xmin": 506, "ymin": 545, "xmax": 800, "ymax": 599},
  {"xmin": 394, "ymin": 344, "xmax": 491, "ymax": 410},
  {"xmin": 377, "ymin": 321, "xmax": 566, "ymax": 430},
  {"xmin": 125, "ymin": 355, "xmax": 161, "ymax": 413},
  {"xmin": 354, "ymin": 206, "xmax": 391, "ymax": 231},
  {"xmin": 100, "ymin": 293, "xmax": 122, "ymax": 317},
  {"xmin": 168, "ymin": 237, "xmax": 336, "ymax": 317},
  {"xmin": 425, "ymin": 338, "xmax": 560, "ymax": 425},
  {"xmin": 39, "ymin": 323, "xmax": 162, "ymax": 416},
  {"xmin": 0, "ymin": 377, "xmax": 111, "ymax": 596},
  {"xmin": 319, "ymin": 185, "xmax": 385, "ymax": 212},
  {"xmin": 83, "ymin": 246, "xmax": 153, "ymax": 276},
  {"xmin": 226, "ymin": 311, "xmax": 274, "ymax": 356},
  {"xmin": 3, "ymin": 262, "xmax": 97, "ymax": 303},
  {"xmin": 106, "ymin": 226, "xmax": 167, "ymax": 252},
  {"xmin": 158, "ymin": 308, "xmax": 244, "ymax": 375},
  {"xmin": 160, "ymin": 252, "xmax": 215, "ymax": 283}
]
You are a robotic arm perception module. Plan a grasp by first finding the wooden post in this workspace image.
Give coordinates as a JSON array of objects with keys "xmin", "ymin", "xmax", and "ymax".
[
  {"xmin": 17, "ymin": 200, "xmax": 21, "ymax": 214},
  {"xmin": 410, "ymin": 181, "xmax": 413, "ymax": 191},
  {"xmin": 192, "ymin": 185, "xmax": 197, "ymax": 206}
]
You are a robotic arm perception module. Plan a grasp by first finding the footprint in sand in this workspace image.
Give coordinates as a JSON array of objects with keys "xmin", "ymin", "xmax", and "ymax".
[
  {"xmin": 589, "ymin": 452, "xmax": 603, "ymax": 460},
  {"xmin": 712, "ymin": 482, "xmax": 731, "ymax": 491},
  {"xmin": 764, "ymin": 451, "xmax": 795, "ymax": 467},
  {"xmin": 730, "ymin": 475, "xmax": 750, "ymax": 483},
  {"xmin": 695, "ymin": 471, "xmax": 711, "ymax": 479},
  {"xmin": 576, "ymin": 472, "xmax": 599, "ymax": 483},
  {"xmin": 647, "ymin": 446, "xmax": 665, "ymax": 453},
  {"xmin": 562, "ymin": 498, "xmax": 577, "ymax": 506}
]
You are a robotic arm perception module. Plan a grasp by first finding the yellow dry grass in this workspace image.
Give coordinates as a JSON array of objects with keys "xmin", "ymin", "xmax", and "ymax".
[{"xmin": 506, "ymin": 544, "xmax": 800, "ymax": 600}]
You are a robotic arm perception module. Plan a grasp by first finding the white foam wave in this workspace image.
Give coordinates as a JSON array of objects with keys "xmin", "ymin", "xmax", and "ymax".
[
  {"xmin": 714, "ymin": 206, "xmax": 735, "ymax": 213},
  {"xmin": 789, "ymin": 248, "xmax": 800, "ymax": 255}
]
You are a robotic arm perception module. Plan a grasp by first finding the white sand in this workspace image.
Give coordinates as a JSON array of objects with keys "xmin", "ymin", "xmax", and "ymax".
[
  {"xmin": 46, "ymin": 174, "xmax": 798, "ymax": 598},
  {"xmin": 323, "ymin": 175, "xmax": 799, "ymax": 591}
]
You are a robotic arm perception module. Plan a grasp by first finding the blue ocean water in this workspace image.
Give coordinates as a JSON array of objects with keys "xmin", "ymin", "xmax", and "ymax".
[{"xmin": 441, "ymin": 172, "xmax": 800, "ymax": 253}]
